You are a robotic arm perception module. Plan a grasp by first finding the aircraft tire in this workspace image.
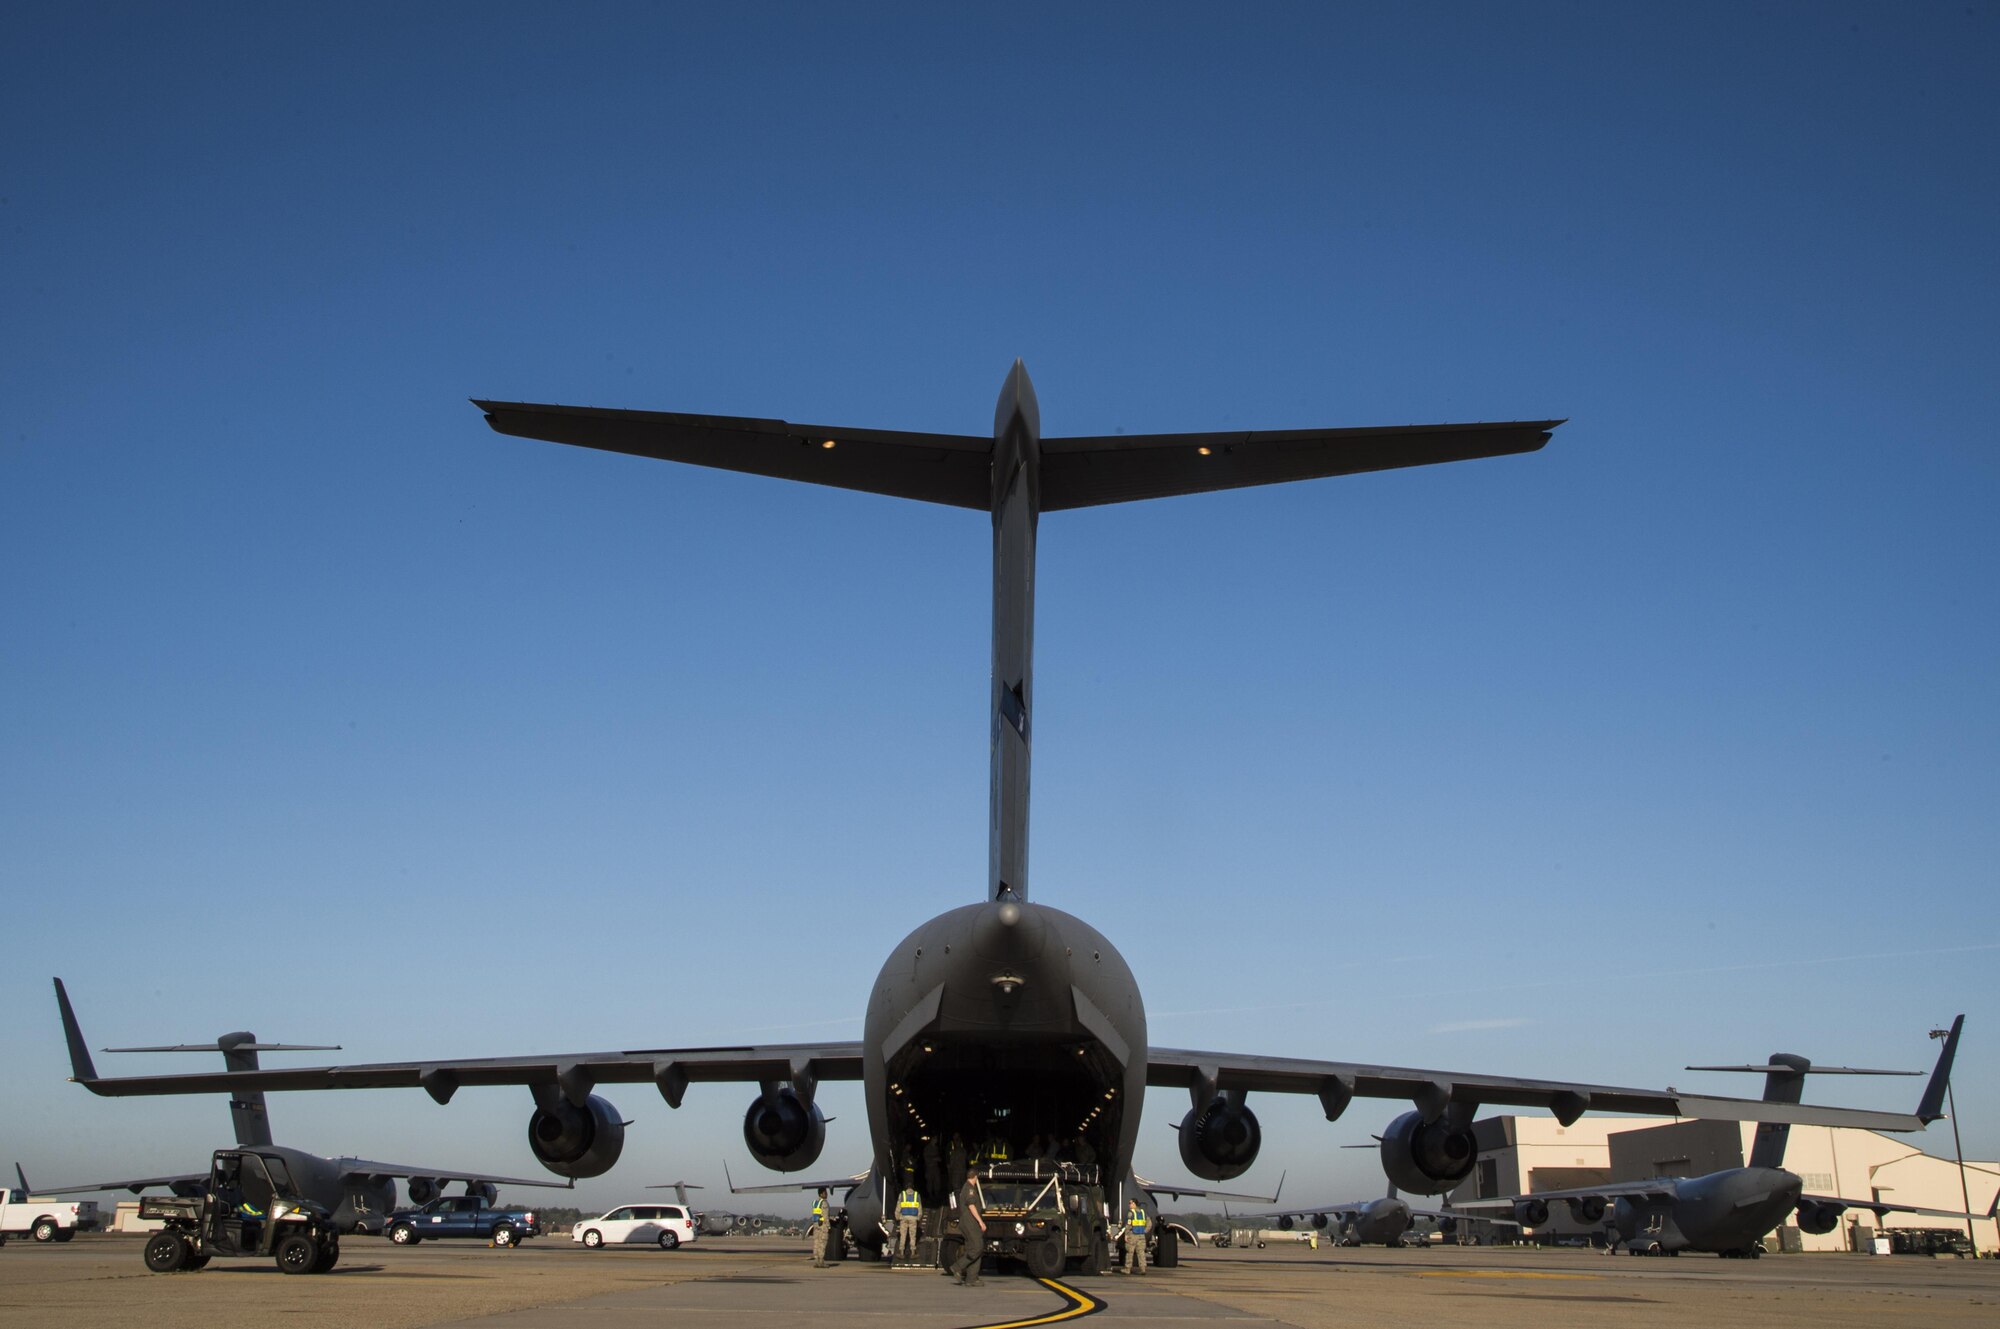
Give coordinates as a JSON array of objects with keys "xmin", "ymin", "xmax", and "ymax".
[
  {"xmin": 144, "ymin": 1232, "xmax": 189, "ymax": 1272},
  {"xmin": 276, "ymin": 1233, "xmax": 319, "ymax": 1275},
  {"xmin": 1154, "ymin": 1229, "xmax": 1180, "ymax": 1269},
  {"xmin": 658, "ymin": 1230, "xmax": 679, "ymax": 1250}
]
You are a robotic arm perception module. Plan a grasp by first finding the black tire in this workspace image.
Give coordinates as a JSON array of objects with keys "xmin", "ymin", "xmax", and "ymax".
[
  {"xmin": 313, "ymin": 1236, "xmax": 341, "ymax": 1273},
  {"xmin": 52, "ymin": 1228, "xmax": 75, "ymax": 1243},
  {"xmin": 389, "ymin": 1223, "xmax": 420, "ymax": 1246},
  {"xmin": 492, "ymin": 1223, "xmax": 517, "ymax": 1248},
  {"xmin": 31, "ymin": 1219, "xmax": 58, "ymax": 1243},
  {"xmin": 582, "ymin": 1228, "xmax": 604, "ymax": 1249},
  {"xmin": 276, "ymin": 1233, "xmax": 319, "ymax": 1275},
  {"xmin": 1025, "ymin": 1236, "xmax": 1064, "ymax": 1279},
  {"xmin": 144, "ymin": 1231, "xmax": 190, "ymax": 1273},
  {"xmin": 658, "ymin": 1229, "xmax": 679, "ymax": 1250},
  {"xmin": 184, "ymin": 1254, "xmax": 211, "ymax": 1270},
  {"xmin": 1154, "ymin": 1229, "xmax": 1180, "ymax": 1269}
]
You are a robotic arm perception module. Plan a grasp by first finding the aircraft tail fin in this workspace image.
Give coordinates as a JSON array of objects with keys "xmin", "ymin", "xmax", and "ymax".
[
  {"xmin": 53, "ymin": 978, "xmax": 99, "ymax": 1083},
  {"xmin": 1916, "ymin": 1015, "xmax": 1963, "ymax": 1125},
  {"xmin": 1689, "ymin": 1031, "xmax": 1942, "ymax": 1168}
]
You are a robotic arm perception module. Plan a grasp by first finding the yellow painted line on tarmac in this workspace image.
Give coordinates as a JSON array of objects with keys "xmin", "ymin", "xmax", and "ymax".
[
  {"xmin": 1417, "ymin": 1270, "xmax": 1597, "ymax": 1280},
  {"xmin": 952, "ymin": 1276, "xmax": 1105, "ymax": 1329}
]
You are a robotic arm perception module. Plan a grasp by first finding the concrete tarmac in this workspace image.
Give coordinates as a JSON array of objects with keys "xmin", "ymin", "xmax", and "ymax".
[{"xmin": 4, "ymin": 1235, "xmax": 1996, "ymax": 1329}]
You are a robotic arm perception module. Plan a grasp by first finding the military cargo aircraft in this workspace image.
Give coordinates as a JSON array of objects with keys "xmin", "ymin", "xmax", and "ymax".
[
  {"xmin": 1258, "ymin": 1183, "xmax": 1511, "ymax": 1248},
  {"xmin": 1445, "ymin": 1022, "xmax": 1969, "ymax": 1256},
  {"xmin": 44, "ymin": 983, "xmax": 564, "ymax": 1233},
  {"xmin": 52, "ymin": 365, "xmax": 1953, "ymax": 1264}
]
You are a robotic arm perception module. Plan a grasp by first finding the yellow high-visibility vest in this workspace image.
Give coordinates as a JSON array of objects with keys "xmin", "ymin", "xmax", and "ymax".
[
  {"xmin": 897, "ymin": 1189, "xmax": 922, "ymax": 1218},
  {"xmin": 812, "ymin": 1199, "xmax": 827, "ymax": 1222},
  {"xmin": 1127, "ymin": 1209, "xmax": 1149, "ymax": 1233}
]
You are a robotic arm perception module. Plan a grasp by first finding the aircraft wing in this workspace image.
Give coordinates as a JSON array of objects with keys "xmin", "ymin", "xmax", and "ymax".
[
  {"xmin": 330, "ymin": 1157, "xmax": 571, "ymax": 1189},
  {"xmin": 57, "ymin": 980, "xmax": 862, "ymax": 1107},
  {"xmin": 1144, "ymin": 1036, "xmax": 1956, "ymax": 1133},
  {"xmin": 28, "ymin": 1172, "xmax": 206, "ymax": 1196},
  {"xmin": 723, "ymin": 1161, "xmax": 870, "ymax": 1196},
  {"xmin": 1134, "ymin": 1170, "xmax": 1283, "ymax": 1204},
  {"xmin": 1800, "ymin": 1192, "xmax": 1988, "ymax": 1222},
  {"xmin": 1448, "ymin": 1180, "xmax": 1683, "ymax": 1209}
]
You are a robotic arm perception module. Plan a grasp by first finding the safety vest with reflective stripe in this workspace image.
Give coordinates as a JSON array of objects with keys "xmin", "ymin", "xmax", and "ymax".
[
  {"xmin": 1127, "ymin": 1209, "xmax": 1149, "ymax": 1233},
  {"xmin": 812, "ymin": 1199, "xmax": 827, "ymax": 1222},
  {"xmin": 897, "ymin": 1189, "xmax": 922, "ymax": 1218}
]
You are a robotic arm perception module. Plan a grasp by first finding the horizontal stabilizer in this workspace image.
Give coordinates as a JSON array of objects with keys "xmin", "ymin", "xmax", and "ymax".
[{"xmin": 476, "ymin": 400, "xmax": 1561, "ymax": 513}]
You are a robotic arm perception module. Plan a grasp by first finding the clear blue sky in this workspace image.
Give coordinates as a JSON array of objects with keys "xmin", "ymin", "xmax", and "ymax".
[{"xmin": 3, "ymin": 3, "xmax": 1993, "ymax": 1215}]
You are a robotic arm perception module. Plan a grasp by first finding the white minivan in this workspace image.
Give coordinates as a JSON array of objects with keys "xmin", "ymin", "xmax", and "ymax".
[{"xmin": 572, "ymin": 1203, "xmax": 698, "ymax": 1250}]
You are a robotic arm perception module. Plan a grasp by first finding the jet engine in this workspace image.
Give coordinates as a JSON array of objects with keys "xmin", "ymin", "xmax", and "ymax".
[
  {"xmin": 1567, "ymin": 1195, "xmax": 1607, "ymax": 1224},
  {"xmin": 1276, "ymin": 1214, "xmax": 1294, "ymax": 1231},
  {"xmin": 1177, "ymin": 1095, "xmax": 1262, "ymax": 1181},
  {"xmin": 1437, "ymin": 1215, "xmax": 1458, "ymax": 1237},
  {"xmin": 1794, "ymin": 1200, "xmax": 1841, "ymax": 1236},
  {"xmin": 527, "ymin": 1094, "xmax": 626, "ymax": 1179},
  {"xmin": 466, "ymin": 1181, "xmax": 498, "ymax": 1206},
  {"xmin": 1311, "ymin": 1213, "xmax": 1329, "ymax": 1230},
  {"xmin": 407, "ymin": 1177, "xmax": 441, "ymax": 1206},
  {"xmin": 1378, "ymin": 1110, "xmax": 1477, "ymax": 1195},
  {"xmin": 1514, "ymin": 1198, "xmax": 1550, "ymax": 1228},
  {"xmin": 742, "ymin": 1088, "xmax": 826, "ymax": 1172}
]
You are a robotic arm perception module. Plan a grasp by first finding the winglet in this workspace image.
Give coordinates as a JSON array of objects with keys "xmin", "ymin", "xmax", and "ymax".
[
  {"xmin": 14, "ymin": 1162, "xmax": 28, "ymax": 1194},
  {"xmin": 1917, "ymin": 1015, "xmax": 1963, "ymax": 1124},
  {"xmin": 53, "ymin": 978, "xmax": 99, "ymax": 1084}
]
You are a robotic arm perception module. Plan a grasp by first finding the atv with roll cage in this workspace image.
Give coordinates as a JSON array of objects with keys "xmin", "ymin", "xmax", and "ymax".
[{"xmin": 139, "ymin": 1148, "xmax": 341, "ymax": 1275}]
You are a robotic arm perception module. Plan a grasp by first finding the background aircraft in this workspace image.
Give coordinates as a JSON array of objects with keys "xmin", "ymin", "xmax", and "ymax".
[
  {"xmin": 646, "ymin": 1180, "xmax": 736, "ymax": 1235},
  {"xmin": 1448, "ymin": 1020, "xmax": 1969, "ymax": 1256},
  {"xmin": 53, "ymin": 367, "xmax": 1953, "ymax": 1264},
  {"xmin": 1257, "ymin": 1183, "xmax": 1513, "ymax": 1248},
  {"xmin": 44, "ymin": 979, "xmax": 565, "ymax": 1232}
]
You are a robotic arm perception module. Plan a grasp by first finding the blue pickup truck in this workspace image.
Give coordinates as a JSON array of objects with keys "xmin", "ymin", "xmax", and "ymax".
[{"xmin": 385, "ymin": 1196, "xmax": 541, "ymax": 1247}]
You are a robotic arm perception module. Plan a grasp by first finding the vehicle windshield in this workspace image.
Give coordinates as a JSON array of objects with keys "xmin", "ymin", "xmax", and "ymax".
[
  {"xmin": 981, "ymin": 1179, "xmax": 1058, "ymax": 1212},
  {"xmin": 249, "ymin": 1154, "xmax": 295, "ymax": 1195}
]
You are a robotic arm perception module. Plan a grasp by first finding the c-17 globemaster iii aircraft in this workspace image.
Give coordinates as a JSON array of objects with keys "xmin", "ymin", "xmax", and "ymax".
[
  {"xmin": 44, "ymin": 980, "xmax": 566, "ymax": 1233},
  {"xmin": 1446, "ymin": 1022, "xmax": 1970, "ymax": 1257},
  {"xmin": 52, "ymin": 364, "xmax": 1952, "ymax": 1267}
]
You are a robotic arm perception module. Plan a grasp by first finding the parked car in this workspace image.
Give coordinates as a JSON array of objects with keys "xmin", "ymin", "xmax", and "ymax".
[
  {"xmin": 385, "ymin": 1195, "xmax": 541, "ymax": 1247},
  {"xmin": 571, "ymin": 1203, "xmax": 698, "ymax": 1250}
]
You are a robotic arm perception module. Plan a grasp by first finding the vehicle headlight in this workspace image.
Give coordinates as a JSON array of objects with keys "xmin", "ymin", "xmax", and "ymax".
[{"xmin": 1015, "ymin": 1222, "xmax": 1025, "ymax": 1236}]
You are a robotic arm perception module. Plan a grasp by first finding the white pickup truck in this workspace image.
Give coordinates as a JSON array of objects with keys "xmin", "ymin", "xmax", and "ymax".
[{"xmin": 0, "ymin": 1186, "xmax": 99, "ymax": 1244}]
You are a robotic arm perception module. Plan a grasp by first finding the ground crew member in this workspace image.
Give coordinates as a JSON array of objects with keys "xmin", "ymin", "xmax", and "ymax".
[
  {"xmin": 895, "ymin": 1178, "xmax": 923, "ymax": 1265},
  {"xmin": 1123, "ymin": 1199, "xmax": 1149, "ymax": 1275},
  {"xmin": 810, "ymin": 1188, "xmax": 832, "ymax": 1268},
  {"xmin": 950, "ymin": 1166, "xmax": 985, "ymax": 1286}
]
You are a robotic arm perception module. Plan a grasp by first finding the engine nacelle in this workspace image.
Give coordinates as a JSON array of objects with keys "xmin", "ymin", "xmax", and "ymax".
[
  {"xmin": 1177, "ymin": 1096, "xmax": 1262, "ymax": 1181},
  {"xmin": 1277, "ymin": 1214, "xmax": 1294, "ymax": 1231},
  {"xmin": 1514, "ymin": 1198, "xmax": 1550, "ymax": 1228},
  {"xmin": 407, "ymin": 1177, "xmax": 441, "ymax": 1206},
  {"xmin": 1437, "ymin": 1215, "xmax": 1459, "ymax": 1237},
  {"xmin": 466, "ymin": 1181, "xmax": 498, "ymax": 1206},
  {"xmin": 742, "ymin": 1088, "xmax": 826, "ymax": 1172},
  {"xmin": 1794, "ymin": 1200, "xmax": 1841, "ymax": 1236},
  {"xmin": 1311, "ymin": 1213, "xmax": 1329, "ymax": 1230},
  {"xmin": 1568, "ymin": 1195, "xmax": 1607, "ymax": 1224},
  {"xmin": 527, "ymin": 1093, "xmax": 627, "ymax": 1179},
  {"xmin": 1378, "ymin": 1110, "xmax": 1477, "ymax": 1196}
]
